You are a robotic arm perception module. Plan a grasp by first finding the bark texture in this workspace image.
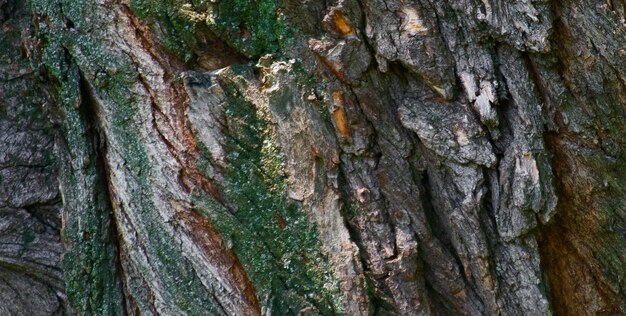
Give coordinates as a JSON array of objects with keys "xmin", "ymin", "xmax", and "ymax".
[
  {"xmin": 0, "ymin": 1, "xmax": 65, "ymax": 314},
  {"xmin": 1, "ymin": 0, "xmax": 625, "ymax": 314}
]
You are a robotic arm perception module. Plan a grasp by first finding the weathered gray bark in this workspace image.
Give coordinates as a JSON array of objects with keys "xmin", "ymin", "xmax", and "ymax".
[
  {"xmin": 0, "ymin": 1, "xmax": 65, "ymax": 314},
  {"xmin": 1, "ymin": 0, "xmax": 625, "ymax": 314}
]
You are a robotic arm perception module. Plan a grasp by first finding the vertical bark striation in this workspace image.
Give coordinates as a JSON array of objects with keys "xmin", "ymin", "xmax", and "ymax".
[
  {"xmin": 538, "ymin": 0, "xmax": 626, "ymax": 314},
  {"xmin": 1, "ymin": 0, "xmax": 624, "ymax": 314}
]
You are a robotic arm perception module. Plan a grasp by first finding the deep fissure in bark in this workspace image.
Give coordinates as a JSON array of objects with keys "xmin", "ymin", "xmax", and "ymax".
[{"xmin": 2, "ymin": 0, "xmax": 625, "ymax": 314}]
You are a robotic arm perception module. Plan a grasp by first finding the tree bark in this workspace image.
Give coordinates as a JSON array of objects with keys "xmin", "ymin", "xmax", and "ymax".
[{"xmin": 1, "ymin": 0, "xmax": 625, "ymax": 314}]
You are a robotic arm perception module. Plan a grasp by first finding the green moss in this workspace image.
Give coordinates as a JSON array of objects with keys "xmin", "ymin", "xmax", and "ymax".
[
  {"xmin": 55, "ymin": 79, "xmax": 125, "ymax": 316},
  {"xmin": 31, "ymin": 0, "xmax": 335, "ymax": 313},
  {"xmin": 30, "ymin": 0, "xmax": 231, "ymax": 313},
  {"xmin": 192, "ymin": 66, "xmax": 343, "ymax": 314},
  {"xmin": 21, "ymin": 230, "xmax": 35, "ymax": 250},
  {"xmin": 130, "ymin": 0, "xmax": 199, "ymax": 61},
  {"xmin": 80, "ymin": 53, "xmax": 224, "ymax": 316},
  {"xmin": 129, "ymin": 0, "xmax": 293, "ymax": 60},
  {"xmin": 206, "ymin": 0, "xmax": 293, "ymax": 57},
  {"xmin": 24, "ymin": 4, "xmax": 126, "ymax": 308}
]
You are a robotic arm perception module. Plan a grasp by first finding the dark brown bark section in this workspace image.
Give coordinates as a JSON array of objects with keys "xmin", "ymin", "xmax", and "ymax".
[
  {"xmin": 537, "ymin": 1, "xmax": 626, "ymax": 314},
  {"xmin": 0, "ymin": 0, "xmax": 625, "ymax": 314}
]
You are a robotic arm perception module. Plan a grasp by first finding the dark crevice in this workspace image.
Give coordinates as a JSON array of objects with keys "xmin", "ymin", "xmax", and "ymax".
[
  {"xmin": 402, "ymin": 151, "xmax": 450, "ymax": 315},
  {"xmin": 22, "ymin": 199, "xmax": 63, "ymax": 232},
  {"xmin": 96, "ymin": 139, "xmax": 130, "ymax": 316},
  {"xmin": 52, "ymin": 295, "xmax": 67, "ymax": 316},
  {"xmin": 482, "ymin": 169, "xmax": 500, "ymax": 237},
  {"xmin": 111, "ymin": 229, "xmax": 129, "ymax": 316},
  {"xmin": 354, "ymin": 0, "xmax": 383, "ymax": 74},
  {"xmin": 77, "ymin": 72, "xmax": 129, "ymax": 315},
  {"xmin": 0, "ymin": 256, "xmax": 65, "ymax": 290},
  {"xmin": 522, "ymin": 52, "xmax": 557, "ymax": 133},
  {"xmin": 490, "ymin": 42, "xmax": 516, "ymax": 147},
  {"xmin": 419, "ymin": 169, "xmax": 452, "ymax": 252},
  {"xmin": 418, "ymin": 163, "xmax": 486, "ymax": 314},
  {"xmin": 0, "ymin": 0, "xmax": 21, "ymax": 24},
  {"xmin": 336, "ymin": 163, "xmax": 369, "ymax": 266},
  {"xmin": 423, "ymin": 279, "xmax": 452, "ymax": 316}
]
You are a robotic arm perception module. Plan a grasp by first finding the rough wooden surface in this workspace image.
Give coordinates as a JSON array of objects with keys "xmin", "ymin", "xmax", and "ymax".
[
  {"xmin": 1, "ymin": 0, "xmax": 625, "ymax": 314},
  {"xmin": 0, "ymin": 1, "xmax": 65, "ymax": 314}
]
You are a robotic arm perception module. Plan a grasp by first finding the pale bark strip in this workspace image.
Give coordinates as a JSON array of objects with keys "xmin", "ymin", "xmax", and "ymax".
[{"xmin": 1, "ymin": 0, "xmax": 625, "ymax": 314}]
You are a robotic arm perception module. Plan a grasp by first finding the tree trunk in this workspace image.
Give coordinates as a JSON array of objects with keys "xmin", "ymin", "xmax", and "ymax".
[{"xmin": 1, "ymin": 0, "xmax": 625, "ymax": 314}]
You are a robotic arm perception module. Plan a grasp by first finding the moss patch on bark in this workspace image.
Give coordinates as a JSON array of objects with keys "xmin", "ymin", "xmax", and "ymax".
[
  {"xmin": 130, "ymin": 0, "xmax": 293, "ymax": 60},
  {"xmin": 192, "ymin": 65, "xmax": 344, "ymax": 314}
]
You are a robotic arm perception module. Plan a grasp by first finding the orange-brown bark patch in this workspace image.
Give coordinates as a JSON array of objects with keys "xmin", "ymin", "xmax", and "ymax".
[
  {"xmin": 540, "ymin": 134, "xmax": 623, "ymax": 316},
  {"xmin": 332, "ymin": 91, "xmax": 351, "ymax": 138},
  {"xmin": 330, "ymin": 10, "xmax": 354, "ymax": 36},
  {"xmin": 173, "ymin": 201, "xmax": 261, "ymax": 315}
]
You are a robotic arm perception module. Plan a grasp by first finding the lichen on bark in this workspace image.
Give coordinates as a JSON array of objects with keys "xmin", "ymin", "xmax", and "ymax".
[
  {"xmin": 187, "ymin": 64, "xmax": 345, "ymax": 314},
  {"xmin": 2, "ymin": 0, "xmax": 626, "ymax": 314}
]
